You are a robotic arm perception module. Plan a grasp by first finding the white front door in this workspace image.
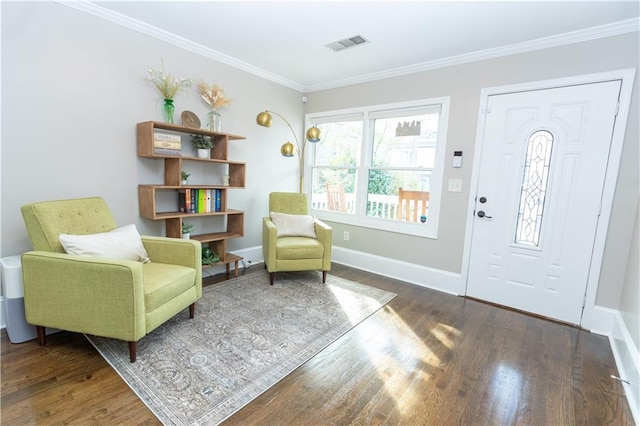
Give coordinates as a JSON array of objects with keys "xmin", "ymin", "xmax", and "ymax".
[{"xmin": 466, "ymin": 80, "xmax": 621, "ymax": 325}]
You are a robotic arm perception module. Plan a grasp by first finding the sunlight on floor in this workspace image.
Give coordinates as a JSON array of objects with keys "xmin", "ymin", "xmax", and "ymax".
[
  {"xmin": 329, "ymin": 284, "xmax": 384, "ymax": 324},
  {"xmin": 488, "ymin": 362, "xmax": 523, "ymax": 422},
  {"xmin": 334, "ymin": 299, "xmax": 462, "ymax": 415}
]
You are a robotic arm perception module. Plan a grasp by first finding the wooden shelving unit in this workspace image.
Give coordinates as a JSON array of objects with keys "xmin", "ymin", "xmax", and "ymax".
[{"xmin": 137, "ymin": 121, "xmax": 246, "ymax": 275}]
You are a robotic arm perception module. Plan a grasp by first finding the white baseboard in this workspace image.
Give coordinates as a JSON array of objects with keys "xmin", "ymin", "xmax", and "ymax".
[
  {"xmin": 567, "ymin": 304, "xmax": 638, "ymax": 424},
  {"xmin": 332, "ymin": 246, "xmax": 462, "ymax": 296},
  {"xmin": 232, "ymin": 245, "xmax": 462, "ymax": 295},
  {"xmin": 609, "ymin": 312, "xmax": 640, "ymax": 425},
  {"xmin": 585, "ymin": 305, "xmax": 618, "ymax": 336}
]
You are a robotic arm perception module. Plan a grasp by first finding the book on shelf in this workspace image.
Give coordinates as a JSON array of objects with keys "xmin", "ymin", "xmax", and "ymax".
[
  {"xmin": 186, "ymin": 188, "xmax": 192, "ymax": 213},
  {"xmin": 154, "ymin": 148, "xmax": 181, "ymax": 156},
  {"xmin": 215, "ymin": 189, "xmax": 222, "ymax": 212},
  {"xmin": 190, "ymin": 189, "xmax": 197, "ymax": 213},
  {"xmin": 197, "ymin": 190, "xmax": 207, "ymax": 214},
  {"xmin": 153, "ymin": 132, "xmax": 181, "ymax": 143},
  {"xmin": 178, "ymin": 190, "xmax": 187, "ymax": 213},
  {"xmin": 153, "ymin": 140, "xmax": 181, "ymax": 150},
  {"xmin": 205, "ymin": 190, "xmax": 212, "ymax": 213}
]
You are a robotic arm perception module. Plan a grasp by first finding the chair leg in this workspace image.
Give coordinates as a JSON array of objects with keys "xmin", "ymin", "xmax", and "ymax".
[
  {"xmin": 189, "ymin": 303, "xmax": 195, "ymax": 319},
  {"xmin": 128, "ymin": 341, "xmax": 137, "ymax": 363},
  {"xmin": 270, "ymin": 272, "xmax": 275, "ymax": 285},
  {"xmin": 322, "ymin": 270, "xmax": 327, "ymax": 283},
  {"xmin": 36, "ymin": 326, "xmax": 46, "ymax": 346}
]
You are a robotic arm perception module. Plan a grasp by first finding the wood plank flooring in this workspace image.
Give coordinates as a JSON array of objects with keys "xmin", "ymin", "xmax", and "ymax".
[{"xmin": 1, "ymin": 263, "xmax": 633, "ymax": 425}]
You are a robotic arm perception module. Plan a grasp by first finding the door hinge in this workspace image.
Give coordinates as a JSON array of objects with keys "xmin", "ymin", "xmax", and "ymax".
[
  {"xmin": 615, "ymin": 100, "xmax": 620, "ymax": 116},
  {"xmin": 582, "ymin": 292, "xmax": 588, "ymax": 309},
  {"xmin": 597, "ymin": 201, "xmax": 603, "ymax": 217}
]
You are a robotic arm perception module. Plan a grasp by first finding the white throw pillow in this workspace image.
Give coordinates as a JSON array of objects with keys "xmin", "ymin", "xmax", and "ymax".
[
  {"xmin": 59, "ymin": 224, "xmax": 151, "ymax": 263},
  {"xmin": 270, "ymin": 212, "xmax": 316, "ymax": 238}
]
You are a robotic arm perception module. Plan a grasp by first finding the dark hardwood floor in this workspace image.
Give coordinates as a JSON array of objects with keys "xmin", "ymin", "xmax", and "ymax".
[{"xmin": 1, "ymin": 263, "xmax": 633, "ymax": 425}]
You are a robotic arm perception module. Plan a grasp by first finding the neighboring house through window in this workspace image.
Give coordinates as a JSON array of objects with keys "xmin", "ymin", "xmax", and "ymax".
[{"xmin": 307, "ymin": 97, "xmax": 450, "ymax": 238}]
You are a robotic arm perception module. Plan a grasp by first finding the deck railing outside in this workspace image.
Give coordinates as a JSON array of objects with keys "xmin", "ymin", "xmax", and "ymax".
[{"xmin": 311, "ymin": 193, "xmax": 402, "ymax": 220}]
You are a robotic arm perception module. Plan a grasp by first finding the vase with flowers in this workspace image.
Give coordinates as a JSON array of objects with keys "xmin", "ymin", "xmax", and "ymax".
[
  {"xmin": 197, "ymin": 82, "xmax": 232, "ymax": 132},
  {"xmin": 146, "ymin": 60, "xmax": 192, "ymax": 124}
]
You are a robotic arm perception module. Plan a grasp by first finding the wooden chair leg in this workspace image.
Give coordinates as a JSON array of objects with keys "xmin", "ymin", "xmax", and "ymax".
[
  {"xmin": 322, "ymin": 270, "xmax": 328, "ymax": 283},
  {"xmin": 36, "ymin": 326, "xmax": 46, "ymax": 346},
  {"xmin": 128, "ymin": 341, "xmax": 137, "ymax": 363},
  {"xmin": 270, "ymin": 272, "xmax": 275, "ymax": 285},
  {"xmin": 189, "ymin": 303, "xmax": 195, "ymax": 319}
]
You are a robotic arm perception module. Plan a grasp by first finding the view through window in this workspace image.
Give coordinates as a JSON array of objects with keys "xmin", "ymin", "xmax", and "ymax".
[{"xmin": 308, "ymin": 98, "xmax": 450, "ymax": 238}]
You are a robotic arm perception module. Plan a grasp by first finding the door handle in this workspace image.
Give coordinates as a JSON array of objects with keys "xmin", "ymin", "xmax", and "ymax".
[{"xmin": 477, "ymin": 210, "xmax": 493, "ymax": 219}]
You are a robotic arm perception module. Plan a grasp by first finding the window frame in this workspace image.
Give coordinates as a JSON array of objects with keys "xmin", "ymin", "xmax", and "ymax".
[{"xmin": 305, "ymin": 97, "xmax": 450, "ymax": 239}]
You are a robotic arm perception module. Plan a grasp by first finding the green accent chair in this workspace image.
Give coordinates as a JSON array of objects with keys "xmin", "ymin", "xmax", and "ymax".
[
  {"xmin": 262, "ymin": 192, "xmax": 332, "ymax": 285},
  {"xmin": 20, "ymin": 197, "xmax": 202, "ymax": 362}
]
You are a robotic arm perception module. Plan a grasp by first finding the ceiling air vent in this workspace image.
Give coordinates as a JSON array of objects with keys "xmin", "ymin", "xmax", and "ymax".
[{"xmin": 325, "ymin": 34, "xmax": 370, "ymax": 52}]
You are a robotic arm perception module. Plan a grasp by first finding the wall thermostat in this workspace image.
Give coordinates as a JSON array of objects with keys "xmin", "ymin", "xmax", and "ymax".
[{"xmin": 453, "ymin": 151, "xmax": 463, "ymax": 168}]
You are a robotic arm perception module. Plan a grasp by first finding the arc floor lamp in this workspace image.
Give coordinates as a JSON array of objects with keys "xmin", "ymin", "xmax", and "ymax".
[{"xmin": 256, "ymin": 110, "xmax": 321, "ymax": 193}]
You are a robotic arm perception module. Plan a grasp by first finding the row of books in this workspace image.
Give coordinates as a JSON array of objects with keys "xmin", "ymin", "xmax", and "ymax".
[
  {"xmin": 154, "ymin": 132, "xmax": 182, "ymax": 156},
  {"xmin": 178, "ymin": 189, "xmax": 222, "ymax": 213}
]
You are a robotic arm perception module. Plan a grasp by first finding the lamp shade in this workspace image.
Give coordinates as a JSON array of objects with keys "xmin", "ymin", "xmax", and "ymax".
[
  {"xmin": 280, "ymin": 141, "xmax": 295, "ymax": 157},
  {"xmin": 306, "ymin": 126, "xmax": 321, "ymax": 142},
  {"xmin": 256, "ymin": 111, "xmax": 273, "ymax": 127}
]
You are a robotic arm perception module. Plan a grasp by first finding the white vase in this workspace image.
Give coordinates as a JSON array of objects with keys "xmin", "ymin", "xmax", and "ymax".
[
  {"xmin": 197, "ymin": 149, "xmax": 209, "ymax": 159},
  {"xmin": 182, "ymin": 233, "xmax": 190, "ymax": 239}
]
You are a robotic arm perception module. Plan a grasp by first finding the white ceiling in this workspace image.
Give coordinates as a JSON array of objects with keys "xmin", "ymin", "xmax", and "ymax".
[{"xmin": 86, "ymin": 1, "xmax": 639, "ymax": 92}]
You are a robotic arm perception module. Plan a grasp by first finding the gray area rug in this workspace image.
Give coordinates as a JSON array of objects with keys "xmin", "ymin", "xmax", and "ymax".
[{"xmin": 86, "ymin": 270, "xmax": 396, "ymax": 425}]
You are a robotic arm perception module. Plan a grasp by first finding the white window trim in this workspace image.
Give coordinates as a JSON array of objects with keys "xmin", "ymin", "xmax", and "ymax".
[{"xmin": 305, "ymin": 97, "xmax": 450, "ymax": 239}]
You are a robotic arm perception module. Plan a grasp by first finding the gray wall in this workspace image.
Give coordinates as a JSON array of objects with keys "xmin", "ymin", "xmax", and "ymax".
[
  {"xmin": 1, "ymin": 1, "xmax": 302, "ymax": 258},
  {"xmin": 305, "ymin": 33, "xmax": 639, "ymax": 311}
]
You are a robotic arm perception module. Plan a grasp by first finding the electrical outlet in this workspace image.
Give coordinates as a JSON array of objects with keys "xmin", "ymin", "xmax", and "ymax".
[{"xmin": 343, "ymin": 231, "xmax": 350, "ymax": 241}]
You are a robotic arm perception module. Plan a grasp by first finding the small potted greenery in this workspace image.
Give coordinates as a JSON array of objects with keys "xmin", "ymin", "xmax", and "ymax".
[
  {"xmin": 181, "ymin": 170, "xmax": 190, "ymax": 185},
  {"xmin": 191, "ymin": 134, "xmax": 214, "ymax": 159},
  {"xmin": 202, "ymin": 246, "xmax": 220, "ymax": 266},
  {"xmin": 182, "ymin": 222, "xmax": 194, "ymax": 239}
]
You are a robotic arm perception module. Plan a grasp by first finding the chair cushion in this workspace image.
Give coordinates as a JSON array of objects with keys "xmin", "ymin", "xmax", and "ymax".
[
  {"xmin": 270, "ymin": 212, "xmax": 316, "ymax": 238},
  {"xmin": 59, "ymin": 224, "xmax": 150, "ymax": 263},
  {"xmin": 276, "ymin": 237, "xmax": 324, "ymax": 260},
  {"xmin": 143, "ymin": 262, "xmax": 196, "ymax": 312}
]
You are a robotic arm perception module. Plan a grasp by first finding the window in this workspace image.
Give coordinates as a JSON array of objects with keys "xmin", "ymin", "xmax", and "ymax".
[
  {"xmin": 307, "ymin": 98, "xmax": 450, "ymax": 238},
  {"xmin": 514, "ymin": 130, "xmax": 554, "ymax": 246}
]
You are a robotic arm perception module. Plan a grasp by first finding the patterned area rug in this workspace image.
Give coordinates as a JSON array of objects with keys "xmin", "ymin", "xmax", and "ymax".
[{"xmin": 86, "ymin": 270, "xmax": 396, "ymax": 425}]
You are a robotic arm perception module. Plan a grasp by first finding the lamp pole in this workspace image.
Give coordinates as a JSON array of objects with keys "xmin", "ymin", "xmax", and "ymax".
[{"xmin": 256, "ymin": 110, "xmax": 320, "ymax": 193}]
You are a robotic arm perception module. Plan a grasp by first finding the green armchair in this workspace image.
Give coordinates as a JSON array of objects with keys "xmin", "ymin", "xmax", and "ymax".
[
  {"xmin": 20, "ymin": 197, "xmax": 202, "ymax": 362},
  {"xmin": 262, "ymin": 192, "xmax": 332, "ymax": 285}
]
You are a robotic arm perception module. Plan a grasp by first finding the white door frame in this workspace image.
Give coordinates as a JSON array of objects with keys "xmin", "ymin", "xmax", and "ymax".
[{"xmin": 460, "ymin": 68, "xmax": 636, "ymax": 331}]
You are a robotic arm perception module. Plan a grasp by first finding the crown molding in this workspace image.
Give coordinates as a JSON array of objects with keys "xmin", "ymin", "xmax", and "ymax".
[
  {"xmin": 57, "ymin": 1, "xmax": 638, "ymax": 94},
  {"xmin": 55, "ymin": 0, "xmax": 306, "ymax": 92},
  {"xmin": 305, "ymin": 17, "xmax": 640, "ymax": 92}
]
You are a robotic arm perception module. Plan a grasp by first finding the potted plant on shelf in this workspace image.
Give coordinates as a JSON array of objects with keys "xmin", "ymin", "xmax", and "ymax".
[
  {"xmin": 182, "ymin": 222, "xmax": 194, "ymax": 239},
  {"xmin": 181, "ymin": 170, "xmax": 190, "ymax": 185},
  {"xmin": 202, "ymin": 246, "xmax": 220, "ymax": 266},
  {"xmin": 191, "ymin": 134, "xmax": 214, "ymax": 159}
]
